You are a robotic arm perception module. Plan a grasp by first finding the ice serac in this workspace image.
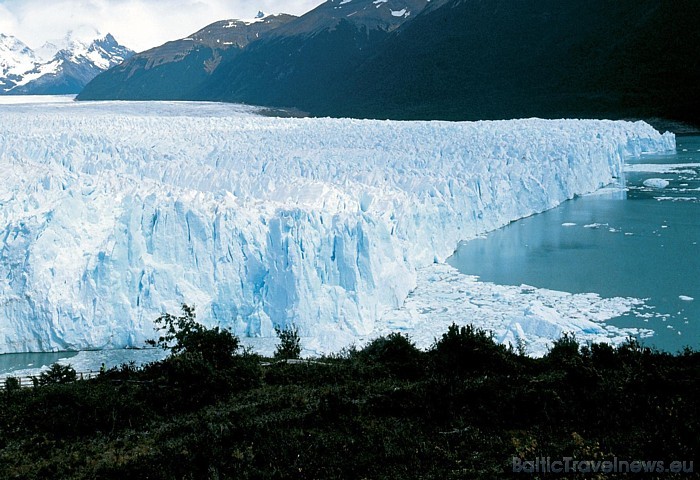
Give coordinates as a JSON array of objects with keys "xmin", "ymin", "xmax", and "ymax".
[{"xmin": 0, "ymin": 102, "xmax": 675, "ymax": 353}]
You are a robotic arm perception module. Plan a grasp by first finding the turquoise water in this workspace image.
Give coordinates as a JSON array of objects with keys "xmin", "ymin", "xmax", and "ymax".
[
  {"xmin": 0, "ymin": 351, "xmax": 78, "ymax": 377},
  {"xmin": 0, "ymin": 349, "xmax": 167, "ymax": 379},
  {"xmin": 449, "ymin": 136, "xmax": 700, "ymax": 353}
]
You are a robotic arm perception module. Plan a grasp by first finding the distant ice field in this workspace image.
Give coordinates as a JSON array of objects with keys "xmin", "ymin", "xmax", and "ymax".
[
  {"xmin": 0, "ymin": 100, "xmax": 675, "ymax": 363},
  {"xmin": 0, "ymin": 95, "xmax": 76, "ymax": 105}
]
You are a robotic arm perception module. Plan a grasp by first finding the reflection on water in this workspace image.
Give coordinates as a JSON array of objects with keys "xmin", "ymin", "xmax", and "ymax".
[{"xmin": 449, "ymin": 136, "xmax": 700, "ymax": 353}]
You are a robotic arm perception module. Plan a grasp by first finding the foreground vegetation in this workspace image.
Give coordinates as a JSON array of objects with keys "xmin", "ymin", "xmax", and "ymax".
[{"xmin": 0, "ymin": 306, "xmax": 697, "ymax": 479}]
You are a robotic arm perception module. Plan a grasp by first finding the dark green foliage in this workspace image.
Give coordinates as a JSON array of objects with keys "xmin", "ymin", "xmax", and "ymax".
[
  {"xmin": 589, "ymin": 341, "xmax": 620, "ymax": 369},
  {"xmin": 0, "ymin": 325, "xmax": 697, "ymax": 479},
  {"xmin": 38, "ymin": 363, "xmax": 77, "ymax": 385},
  {"xmin": 546, "ymin": 332, "xmax": 583, "ymax": 367},
  {"xmin": 352, "ymin": 332, "xmax": 425, "ymax": 379},
  {"xmin": 147, "ymin": 303, "xmax": 240, "ymax": 369},
  {"xmin": 431, "ymin": 323, "xmax": 513, "ymax": 376},
  {"xmin": 273, "ymin": 325, "xmax": 302, "ymax": 360},
  {"xmin": 3, "ymin": 376, "xmax": 20, "ymax": 392},
  {"xmin": 141, "ymin": 305, "xmax": 262, "ymax": 411}
]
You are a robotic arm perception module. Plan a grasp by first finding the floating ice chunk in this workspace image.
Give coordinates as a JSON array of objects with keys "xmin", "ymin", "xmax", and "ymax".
[
  {"xmin": 561, "ymin": 222, "xmax": 576, "ymax": 227},
  {"xmin": 655, "ymin": 196, "xmax": 697, "ymax": 202},
  {"xmin": 643, "ymin": 178, "xmax": 670, "ymax": 189},
  {"xmin": 679, "ymin": 295, "xmax": 694, "ymax": 302},
  {"xmin": 625, "ymin": 163, "xmax": 700, "ymax": 173},
  {"xmin": 373, "ymin": 263, "xmax": 652, "ymax": 358}
]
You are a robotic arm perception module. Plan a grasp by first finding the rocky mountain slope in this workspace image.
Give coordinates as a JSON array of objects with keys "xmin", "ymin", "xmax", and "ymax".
[{"xmin": 77, "ymin": 13, "xmax": 296, "ymax": 100}]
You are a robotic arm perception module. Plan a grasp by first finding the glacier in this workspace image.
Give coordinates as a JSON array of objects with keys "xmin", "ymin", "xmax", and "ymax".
[{"xmin": 0, "ymin": 100, "xmax": 675, "ymax": 354}]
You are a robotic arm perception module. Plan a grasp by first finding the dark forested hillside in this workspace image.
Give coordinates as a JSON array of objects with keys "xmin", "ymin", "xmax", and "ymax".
[
  {"xmin": 322, "ymin": 0, "xmax": 700, "ymax": 124},
  {"xmin": 78, "ymin": 0, "xmax": 700, "ymax": 126}
]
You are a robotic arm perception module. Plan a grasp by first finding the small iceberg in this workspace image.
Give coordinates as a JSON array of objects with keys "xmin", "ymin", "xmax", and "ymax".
[{"xmin": 643, "ymin": 178, "xmax": 670, "ymax": 189}]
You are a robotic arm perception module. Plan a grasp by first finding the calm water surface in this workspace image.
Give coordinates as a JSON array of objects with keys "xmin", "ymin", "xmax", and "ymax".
[{"xmin": 449, "ymin": 136, "xmax": 700, "ymax": 353}]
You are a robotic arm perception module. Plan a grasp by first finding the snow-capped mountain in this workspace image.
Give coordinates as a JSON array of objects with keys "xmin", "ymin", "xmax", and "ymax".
[
  {"xmin": 0, "ymin": 34, "xmax": 38, "ymax": 91},
  {"xmin": 0, "ymin": 33, "xmax": 133, "ymax": 95}
]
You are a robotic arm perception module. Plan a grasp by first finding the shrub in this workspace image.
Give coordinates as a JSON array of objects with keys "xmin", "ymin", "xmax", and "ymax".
[
  {"xmin": 431, "ymin": 323, "xmax": 510, "ymax": 376},
  {"xmin": 589, "ymin": 342, "xmax": 619, "ymax": 369},
  {"xmin": 38, "ymin": 363, "xmax": 77, "ymax": 385},
  {"xmin": 274, "ymin": 325, "xmax": 302, "ymax": 360},
  {"xmin": 4, "ymin": 376, "xmax": 20, "ymax": 392},
  {"xmin": 355, "ymin": 332, "xmax": 425, "ymax": 379},
  {"xmin": 147, "ymin": 303, "xmax": 240, "ymax": 368},
  {"xmin": 546, "ymin": 332, "xmax": 582, "ymax": 366}
]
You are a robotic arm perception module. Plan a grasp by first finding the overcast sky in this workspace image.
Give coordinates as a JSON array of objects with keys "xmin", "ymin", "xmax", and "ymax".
[{"xmin": 0, "ymin": 0, "xmax": 325, "ymax": 52}]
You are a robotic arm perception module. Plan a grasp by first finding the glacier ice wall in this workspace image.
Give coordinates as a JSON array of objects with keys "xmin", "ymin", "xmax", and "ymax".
[{"xmin": 0, "ymin": 101, "xmax": 675, "ymax": 352}]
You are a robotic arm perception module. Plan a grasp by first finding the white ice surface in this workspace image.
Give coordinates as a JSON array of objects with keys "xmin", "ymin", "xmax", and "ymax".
[
  {"xmin": 0, "ymin": 101, "xmax": 675, "ymax": 354},
  {"xmin": 0, "ymin": 95, "xmax": 75, "ymax": 105},
  {"xmin": 643, "ymin": 178, "xmax": 670, "ymax": 189},
  {"xmin": 625, "ymin": 163, "xmax": 700, "ymax": 173},
  {"xmin": 360, "ymin": 264, "xmax": 654, "ymax": 358}
]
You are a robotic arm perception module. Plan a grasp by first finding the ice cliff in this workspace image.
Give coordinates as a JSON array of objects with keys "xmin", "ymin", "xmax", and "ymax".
[{"xmin": 0, "ymin": 101, "xmax": 675, "ymax": 352}]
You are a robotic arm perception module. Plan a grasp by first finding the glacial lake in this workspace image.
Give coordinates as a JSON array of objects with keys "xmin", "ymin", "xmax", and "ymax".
[{"xmin": 448, "ymin": 135, "xmax": 700, "ymax": 354}]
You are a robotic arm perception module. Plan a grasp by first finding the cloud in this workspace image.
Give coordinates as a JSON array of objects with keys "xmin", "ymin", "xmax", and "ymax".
[
  {"xmin": 0, "ymin": 0, "xmax": 324, "ymax": 52},
  {"xmin": 0, "ymin": 4, "xmax": 19, "ymax": 34}
]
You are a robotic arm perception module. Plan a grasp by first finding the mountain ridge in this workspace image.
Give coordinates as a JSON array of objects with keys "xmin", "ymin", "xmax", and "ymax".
[
  {"xmin": 0, "ymin": 32, "xmax": 133, "ymax": 95},
  {"xmin": 77, "ymin": 14, "xmax": 298, "ymax": 100},
  {"xmin": 78, "ymin": 0, "xmax": 700, "ymax": 126}
]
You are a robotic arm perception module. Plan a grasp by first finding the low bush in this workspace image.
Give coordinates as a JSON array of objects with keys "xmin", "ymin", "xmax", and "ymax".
[
  {"xmin": 273, "ymin": 325, "xmax": 302, "ymax": 360},
  {"xmin": 430, "ymin": 323, "xmax": 513, "ymax": 376},
  {"xmin": 38, "ymin": 363, "xmax": 77, "ymax": 385},
  {"xmin": 353, "ymin": 332, "xmax": 426, "ymax": 379}
]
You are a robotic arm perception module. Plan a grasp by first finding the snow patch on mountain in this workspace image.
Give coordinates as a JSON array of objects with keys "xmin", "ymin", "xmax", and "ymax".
[
  {"xmin": 0, "ymin": 34, "xmax": 37, "ymax": 77},
  {"xmin": 0, "ymin": 101, "xmax": 674, "ymax": 353}
]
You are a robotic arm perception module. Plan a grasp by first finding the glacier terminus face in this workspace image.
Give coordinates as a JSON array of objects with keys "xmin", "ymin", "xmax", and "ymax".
[{"xmin": 0, "ymin": 100, "xmax": 675, "ymax": 354}]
